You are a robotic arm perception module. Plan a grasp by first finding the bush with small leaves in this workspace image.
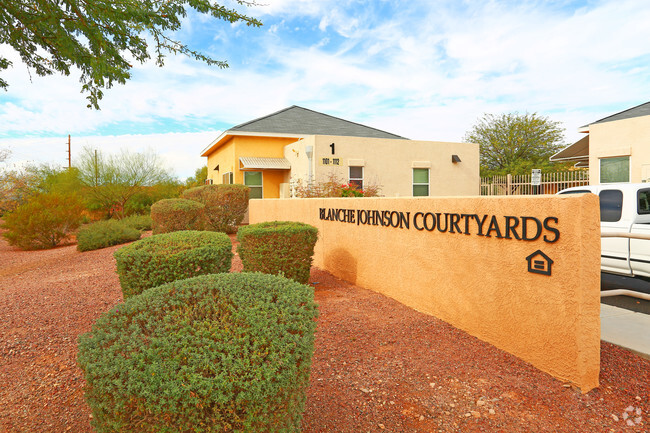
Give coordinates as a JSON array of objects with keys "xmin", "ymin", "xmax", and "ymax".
[
  {"xmin": 78, "ymin": 272, "xmax": 318, "ymax": 433},
  {"xmin": 150, "ymin": 198, "xmax": 204, "ymax": 234},
  {"xmin": 237, "ymin": 221, "xmax": 318, "ymax": 284},
  {"xmin": 182, "ymin": 184, "xmax": 249, "ymax": 233},
  {"xmin": 119, "ymin": 214, "xmax": 153, "ymax": 231},
  {"xmin": 114, "ymin": 231, "xmax": 232, "ymax": 298},
  {"xmin": 76, "ymin": 220, "xmax": 141, "ymax": 252},
  {"xmin": 1, "ymin": 192, "xmax": 84, "ymax": 250}
]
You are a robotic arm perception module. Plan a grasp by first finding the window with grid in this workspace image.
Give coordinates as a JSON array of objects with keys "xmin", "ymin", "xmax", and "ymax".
[
  {"xmin": 244, "ymin": 171, "xmax": 263, "ymax": 199},
  {"xmin": 349, "ymin": 166, "xmax": 363, "ymax": 191},
  {"xmin": 413, "ymin": 168, "xmax": 429, "ymax": 196}
]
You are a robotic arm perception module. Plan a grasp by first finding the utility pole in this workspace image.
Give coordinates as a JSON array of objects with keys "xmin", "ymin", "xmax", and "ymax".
[{"xmin": 66, "ymin": 135, "xmax": 71, "ymax": 169}]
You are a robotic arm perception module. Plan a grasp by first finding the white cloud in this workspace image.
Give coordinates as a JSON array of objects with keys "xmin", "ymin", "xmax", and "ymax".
[{"xmin": 3, "ymin": 0, "xmax": 650, "ymax": 156}]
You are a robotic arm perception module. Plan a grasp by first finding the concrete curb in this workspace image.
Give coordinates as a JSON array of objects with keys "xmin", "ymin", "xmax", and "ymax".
[{"xmin": 600, "ymin": 304, "xmax": 650, "ymax": 360}]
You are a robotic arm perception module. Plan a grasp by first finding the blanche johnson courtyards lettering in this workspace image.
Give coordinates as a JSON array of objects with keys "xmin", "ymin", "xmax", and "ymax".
[{"xmin": 320, "ymin": 207, "xmax": 560, "ymax": 242}]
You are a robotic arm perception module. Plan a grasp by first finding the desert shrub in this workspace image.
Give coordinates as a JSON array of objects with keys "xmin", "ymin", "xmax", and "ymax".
[
  {"xmin": 78, "ymin": 272, "xmax": 317, "ymax": 433},
  {"xmin": 237, "ymin": 221, "xmax": 318, "ymax": 284},
  {"xmin": 182, "ymin": 184, "xmax": 249, "ymax": 234},
  {"xmin": 114, "ymin": 231, "xmax": 232, "ymax": 299},
  {"xmin": 1, "ymin": 192, "xmax": 84, "ymax": 250},
  {"xmin": 120, "ymin": 214, "xmax": 153, "ymax": 231},
  {"xmin": 124, "ymin": 182, "xmax": 184, "ymax": 216},
  {"xmin": 292, "ymin": 172, "xmax": 382, "ymax": 198},
  {"xmin": 150, "ymin": 198, "xmax": 204, "ymax": 234},
  {"xmin": 77, "ymin": 220, "xmax": 141, "ymax": 252}
]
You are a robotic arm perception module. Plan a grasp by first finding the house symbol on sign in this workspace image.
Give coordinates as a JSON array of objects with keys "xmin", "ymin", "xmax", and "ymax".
[{"xmin": 526, "ymin": 250, "xmax": 553, "ymax": 276}]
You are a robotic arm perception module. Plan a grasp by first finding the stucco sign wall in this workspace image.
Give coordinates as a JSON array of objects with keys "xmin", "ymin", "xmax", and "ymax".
[{"xmin": 249, "ymin": 195, "xmax": 601, "ymax": 392}]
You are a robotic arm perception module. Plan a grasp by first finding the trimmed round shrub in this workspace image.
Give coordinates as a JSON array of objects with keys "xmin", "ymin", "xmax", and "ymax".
[
  {"xmin": 114, "ymin": 231, "xmax": 232, "ymax": 299},
  {"xmin": 77, "ymin": 220, "xmax": 141, "ymax": 252},
  {"xmin": 78, "ymin": 272, "xmax": 318, "ymax": 433},
  {"xmin": 150, "ymin": 198, "xmax": 205, "ymax": 234},
  {"xmin": 1, "ymin": 192, "xmax": 85, "ymax": 250},
  {"xmin": 120, "ymin": 214, "xmax": 153, "ymax": 231},
  {"xmin": 182, "ymin": 184, "xmax": 249, "ymax": 234},
  {"xmin": 237, "ymin": 221, "xmax": 318, "ymax": 284}
]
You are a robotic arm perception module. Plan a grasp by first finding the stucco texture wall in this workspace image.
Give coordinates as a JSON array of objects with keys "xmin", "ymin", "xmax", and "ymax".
[
  {"xmin": 250, "ymin": 194, "xmax": 601, "ymax": 392},
  {"xmin": 311, "ymin": 136, "xmax": 479, "ymax": 197},
  {"xmin": 589, "ymin": 116, "xmax": 650, "ymax": 184}
]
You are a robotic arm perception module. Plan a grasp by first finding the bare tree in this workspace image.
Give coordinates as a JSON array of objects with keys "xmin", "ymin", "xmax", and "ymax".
[{"xmin": 77, "ymin": 147, "xmax": 174, "ymax": 217}]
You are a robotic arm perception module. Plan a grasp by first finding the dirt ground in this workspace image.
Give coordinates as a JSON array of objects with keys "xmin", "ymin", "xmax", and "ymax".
[{"xmin": 0, "ymin": 232, "xmax": 648, "ymax": 432}]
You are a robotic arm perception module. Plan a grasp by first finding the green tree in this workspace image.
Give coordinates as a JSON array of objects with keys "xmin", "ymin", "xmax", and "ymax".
[
  {"xmin": 76, "ymin": 147, "xmax": 174, "ymax": 217},
  {"xmin": 0, "ymin": 163, "xmax": 87, "ymax": 215},
  {"xmin": 464, "ymin": 112, "xmax": 572, "ymax": 177},
  {"xmin": 0, "ymin": 1, "xmax": 262, "ymax": 108},
  {"xmin": 185, "ymin": 166, "xmax": 208, "ymax": 188}
]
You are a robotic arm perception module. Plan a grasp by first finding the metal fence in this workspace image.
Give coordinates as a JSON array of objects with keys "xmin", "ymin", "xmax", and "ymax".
[{"xmin": 480, "ymin": 171, "xmax": 589, "ymax": 196}]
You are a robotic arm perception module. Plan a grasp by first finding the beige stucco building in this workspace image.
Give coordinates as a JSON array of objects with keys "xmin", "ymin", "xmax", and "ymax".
[
  {"xmin": 551, "ymin": 101, "xmax": 650, "ymax": 184},
  {"xmin": 201, "ymin": 106, "xmax": 479, "ymax": 198}
]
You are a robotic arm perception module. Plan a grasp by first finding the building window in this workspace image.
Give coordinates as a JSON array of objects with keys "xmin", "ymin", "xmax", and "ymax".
[
  {"xmin": 244, "ymin": 171, "xmax": 263, "ymax": 199},
  {"xmin": 413, "ymin": 168, "xmax": 429, "ymax": 196},
  {"xmin": 222, "ymin": 172, "xmax": 233, "ymax": 184},
  {"xmin": 600, "ymin": 156, "xmax": 629, "ymax": 183},
  {"xmin": 349, "ymin": 166, "xmax": 363, "ymax": 190}
]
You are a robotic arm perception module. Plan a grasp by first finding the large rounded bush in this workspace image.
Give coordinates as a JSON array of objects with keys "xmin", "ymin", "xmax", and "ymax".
[
  {"xmin": 114, "ymin": 231, "xmax": 232, "ymax": 298},
  {"xmin": 150, "ymin": 198, "xmax": 205, "ymax": 234},
  {"xmin": 182, "ymin": 184, "xmax": 249, "ymax": 234},
  {"xmin": 237, "ymin": 221, "xmax": 318, "ymax": 284},
  {"xmin": 78, "ymin": 272, "xmax": 318, "ymax": 433}
]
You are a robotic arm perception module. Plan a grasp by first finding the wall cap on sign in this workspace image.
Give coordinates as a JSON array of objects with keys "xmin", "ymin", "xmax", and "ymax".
[
  {"xmin": 348, "ymin": 159, "xmax": 365, "ymax": 167},
  {"xmin": 412, "ymin": 161, "xmax": 432, "ymax": 168}
]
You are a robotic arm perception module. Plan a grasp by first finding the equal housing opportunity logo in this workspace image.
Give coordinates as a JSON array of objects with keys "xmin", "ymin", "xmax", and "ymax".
[{"xmin": 319, "ymin": 207, "xmax": 560, "ymax": 275}]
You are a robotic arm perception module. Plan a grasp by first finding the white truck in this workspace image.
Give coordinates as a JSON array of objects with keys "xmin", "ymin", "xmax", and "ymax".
[{"xmin": 558, "ymin": 183, "xmax": 650, "ymax": 282}]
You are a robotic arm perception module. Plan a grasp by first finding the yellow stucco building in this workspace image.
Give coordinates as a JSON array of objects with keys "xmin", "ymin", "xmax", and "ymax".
[
  {"xmin": 201, "ymin": 106, "xmax": 479, "ymax": 198},
  {"xmin": 551, "ymin": 101, "xmax": 650, "ymax": 184}
]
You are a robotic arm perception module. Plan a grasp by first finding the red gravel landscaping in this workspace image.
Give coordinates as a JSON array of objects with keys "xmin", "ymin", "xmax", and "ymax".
[{"xmin": 0, "ymin": 232, "xmax": 648, "ymax": 432}]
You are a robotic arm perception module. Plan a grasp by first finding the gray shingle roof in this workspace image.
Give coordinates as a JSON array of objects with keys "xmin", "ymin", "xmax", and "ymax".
[
  {"xmin": 588, "ymin": 101, "xmax": 650, "ymax": 126},
  {"xmin": 228, "ymin": 105, "xmax": 408, "ymax": 139}
]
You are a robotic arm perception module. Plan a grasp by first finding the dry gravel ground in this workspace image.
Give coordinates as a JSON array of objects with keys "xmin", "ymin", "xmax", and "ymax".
[{"xmin": 0, "ymin": 232, "xmax": 648, "ymax": 432}]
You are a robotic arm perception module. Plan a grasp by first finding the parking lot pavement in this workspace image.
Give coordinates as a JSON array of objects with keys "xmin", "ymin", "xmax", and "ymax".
[
  {"xmin": 602, "ymin": 295, "xmax": 650, "ymax": 314},
  {"xmin": 601, "ymin": 302, "xmax": 650, "ymax": 360}
]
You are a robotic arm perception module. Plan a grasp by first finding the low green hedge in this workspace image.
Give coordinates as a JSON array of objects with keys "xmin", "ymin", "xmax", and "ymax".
[
  {"xmin": 77, "ymin": 220, "xmax": 142, "ymax": 252},
  {"xmin": 182, "ymin": 184, "xmax": 249, "ymax": 234},
  {"xmin": 120, "ymin": 214, "xmax": 153, "ymax": 231},
  {"xmin": 78, "ymin": 272, "xmax": 318, "ymax": 433},
  {"xmin": 237, "ymin": 221, "xmax": 318, "ymax": 284},
  {"xmin": 150, "ymin": 198, "xmax": 205, "ymax": 234},
  {"xmin": 114, "ymin": 231, "xmax": 232, "ymax": 299}
]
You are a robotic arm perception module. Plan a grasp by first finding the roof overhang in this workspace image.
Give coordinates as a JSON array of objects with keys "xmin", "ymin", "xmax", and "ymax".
[
  {"xmin": 239, "ymin": 157, "xmax": 291, "ymax": 171},
  {"xmin": 201, "ymin": 131, "xmax": 306, "ymax": 157},
  {"xmin": 550, "ymin": 135, "xmax": 589, "ymax": 164}
]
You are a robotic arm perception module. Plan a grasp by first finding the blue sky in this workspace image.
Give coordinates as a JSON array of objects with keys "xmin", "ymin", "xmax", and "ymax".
[{"xmin": 2, "ymin": 0, "xmax": 650, "ymax": 178}]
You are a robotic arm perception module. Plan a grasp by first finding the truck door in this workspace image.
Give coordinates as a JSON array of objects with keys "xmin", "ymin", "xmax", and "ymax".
[
  {"xmin": 599, "ymin": 189, "xmax": 632, "ymax": 275},
  {"xmin": 630, "ymin": 188, "xmax": 650, "ymax": 278}
]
